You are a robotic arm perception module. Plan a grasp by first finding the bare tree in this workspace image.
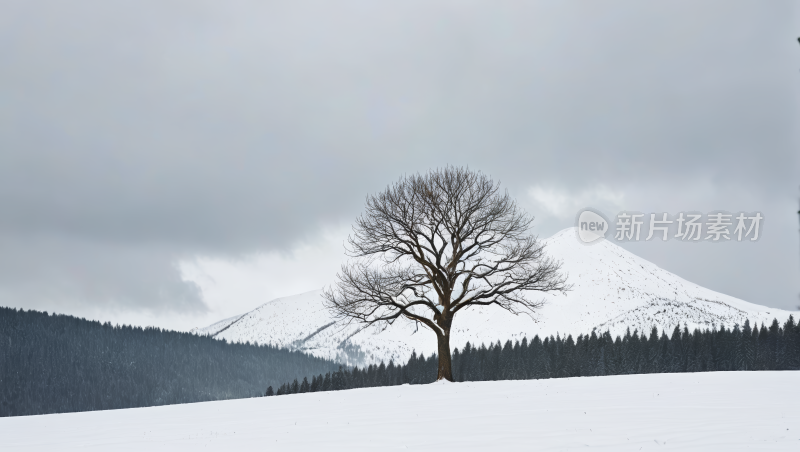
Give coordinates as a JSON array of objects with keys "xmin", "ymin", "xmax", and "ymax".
[{"xmin": 323, "ymin": 167, "xmax": 569, "ymax": 381}]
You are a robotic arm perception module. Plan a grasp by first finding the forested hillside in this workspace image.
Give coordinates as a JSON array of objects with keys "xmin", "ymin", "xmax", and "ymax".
[
  {"xmin": 4, "ymin": 305, "xmax": 798, "ymax": 417},
  {"xmin": 0, "ymin": 307, "xmax": 339, "ymax": 417}
]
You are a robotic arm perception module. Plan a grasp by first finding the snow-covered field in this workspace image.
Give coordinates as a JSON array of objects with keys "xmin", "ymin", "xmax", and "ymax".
[
  {"xmin": 3, "ymin": 371, "xmax": 798, "ymax": 451},
  {"xmin": 192, "ymin": 228, "xmax": 798, "ymax": 366}
]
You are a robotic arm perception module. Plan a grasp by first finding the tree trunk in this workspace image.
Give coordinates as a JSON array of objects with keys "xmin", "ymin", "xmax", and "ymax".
[{"xmin": 437, "ymin": 328, "xmax": 454, "ymax": 381}]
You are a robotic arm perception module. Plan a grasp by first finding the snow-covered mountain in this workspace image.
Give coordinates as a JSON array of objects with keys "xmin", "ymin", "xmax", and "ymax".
[{"xmin": 192, "ymin": 228, "xmax": 797, "ymax": 366}]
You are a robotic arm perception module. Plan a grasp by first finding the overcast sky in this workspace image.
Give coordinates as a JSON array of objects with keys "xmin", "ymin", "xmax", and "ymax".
[{"xmin": 1, "ymin": 0, "xmax": 798, "ymax": 331}]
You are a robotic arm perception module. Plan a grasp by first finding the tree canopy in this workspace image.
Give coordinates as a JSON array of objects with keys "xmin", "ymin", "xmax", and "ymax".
[{"xmin": 324, "ymin": 167, "xmax": 569, "ymax": 380}]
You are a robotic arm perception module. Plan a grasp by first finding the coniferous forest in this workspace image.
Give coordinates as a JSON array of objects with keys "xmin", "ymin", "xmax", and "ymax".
[
  {"xmin": 0, "ymin": 307, "xmax": 339, "ymax": 417},
  {"xmin": 3, "ymin": 304, "xmax": 800, "ymax": 417},
  {"xmin": 269, "ymin": 317, "xmax": 800, "ymax": 395}
]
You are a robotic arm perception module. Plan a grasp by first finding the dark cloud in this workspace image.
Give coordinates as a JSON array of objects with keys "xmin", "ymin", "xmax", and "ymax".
[{"xmin": 0, "ymin": 0, "xmax": 797, "ymax": 318}]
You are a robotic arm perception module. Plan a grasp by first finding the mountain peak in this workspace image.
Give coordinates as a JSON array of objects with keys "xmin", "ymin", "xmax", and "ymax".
[{"xmin": 194, "ymin": 229, "xmax": 798, "ymax": 366}]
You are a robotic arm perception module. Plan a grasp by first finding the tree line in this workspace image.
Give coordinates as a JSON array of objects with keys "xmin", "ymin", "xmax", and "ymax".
[
  {"xmin": 4, "ymin": 303, "xmax": 798, "ymax": 417},
  {"xmin": 268, "ymin": 316, "xmax": 800, "ymax": 395},
  {"xmin": 0, "ymin": 307, "xmax": 340, "ymax": 417}
]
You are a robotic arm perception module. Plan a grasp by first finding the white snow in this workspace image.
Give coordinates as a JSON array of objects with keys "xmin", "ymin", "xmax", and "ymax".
[
  {"xmin": 191, "ymin": 228, "xmax": 798, "ymax": 366},
  {"xmin": 3, "ymin": 371, "xmax": 798, "ymax": 451}
]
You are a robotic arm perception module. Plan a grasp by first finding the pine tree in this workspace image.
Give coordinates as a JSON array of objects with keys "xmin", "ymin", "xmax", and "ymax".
[
  {"xmin": 757, "ymin": 323, "xmax": 769, "ymax": 370},
  {"xmin": 499, "ymin": 340, "xmax": 513, "ymax": 380},
  {"xmin": 784, "ymin": 315, "xmax": 800, "ymax": 369},
  {"xmin": 768, "ymin": 319, "xmax": 782, "ymax": 370},
  {"xmin": 742, "ymin": 320, "xmax": 754, "ymax": 370},
  {"xmin": 322, "ymin": 372, "xmax": 332, "ymax": 391}
]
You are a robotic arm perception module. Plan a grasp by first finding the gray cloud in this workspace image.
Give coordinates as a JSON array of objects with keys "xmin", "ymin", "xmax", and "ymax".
[
  {"xmin": 0, "ymin": 233, "xmax": 203, "ymax": 315},
  {"xmin": 0, "ymin": 0, "xmax": 798, "ymax": 320}
]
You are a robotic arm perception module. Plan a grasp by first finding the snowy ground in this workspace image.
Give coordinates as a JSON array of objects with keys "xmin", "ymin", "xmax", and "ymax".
[{"xmin": 2, "ymin": 371, "xmax": 798, "ymax": 451}]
